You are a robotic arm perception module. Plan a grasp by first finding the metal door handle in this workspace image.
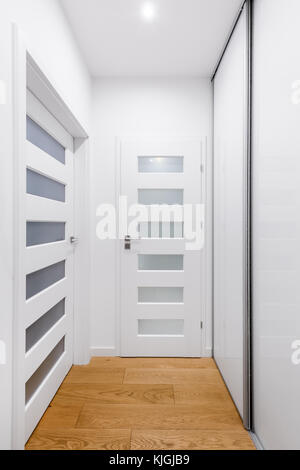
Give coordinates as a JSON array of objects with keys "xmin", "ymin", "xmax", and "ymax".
[
  {"xmin": 70, "ymin": 236, "xmax": 79, "ymax": 244},
  {"xmin": 124, "ymin": 235, "xmax": 131, "ymax": 250}
]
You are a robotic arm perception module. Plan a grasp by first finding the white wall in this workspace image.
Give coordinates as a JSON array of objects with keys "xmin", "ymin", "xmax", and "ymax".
[
  {"xmin": 2, "ymin": 0, "xmax": 91, "ymax": 131},
  {"xmin": 0, "ymin": 16, "xmax": 14, "ymax": 452},
  {"xmin": 213, "ymin": 5, "xmax": 248, "ymax": 418},
  {"xmin": 0, "ymin": 0, "xmax": 91, "ymax": 450},
  {"xmin": 252, "ymin": 0, "xmax": 300, "ymax": 450},
  {"xmin": 91, "ymin": 77, "xmax": 213, "ymax": 356}
]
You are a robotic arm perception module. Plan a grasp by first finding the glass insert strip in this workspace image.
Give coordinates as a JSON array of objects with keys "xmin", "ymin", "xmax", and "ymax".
[
  {"xmin": 27, "ymin": 116, "xmax": 65, "ymax": 164},
  {"xmin": 26, "ymin": 261, "xmax": 65, "ymax": 300},
  {"xmin": 26, "ymin": 299, "xmax": 65, "ymax": 352},
  {"xmin": 138, "ymin": 157, "xmax": 183, "ymax": 173},
  {"xmin": 138, "ymin": 255, "xmax": 184, "ymax": 271},
  {"xmin": 25, "ymin": 337, "xmax": 65, "ymax": 404},
  {"xmin": 138, "ymin": 287, "xmax": 184, "ymax": 303},
  {"xmin": 138, "ymin": 319, "xmax": 184, "ymax": 336},
  {"xmin": 27, "ymin": 222, "xmax": 65, "ymax": 247},
  {"xmin": 138, "ymin": 189, "xmax": 184, "ymax": 206},
  {"xmin": 139, "ymin": 222, "xmax": 184, "ymax": 239},
  {"xmin": 27, "ymin": 169, "xmax": 66, "ymax": 203}
]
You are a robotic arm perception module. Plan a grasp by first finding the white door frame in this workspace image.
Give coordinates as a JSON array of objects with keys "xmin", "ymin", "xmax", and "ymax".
[
  {"xmin": 115, "ymin": 136, "xmax": 211, "ymax": 358},
  {"xmin": 12, "ymin": 25, "xmax": 91, "ymax": 449}
]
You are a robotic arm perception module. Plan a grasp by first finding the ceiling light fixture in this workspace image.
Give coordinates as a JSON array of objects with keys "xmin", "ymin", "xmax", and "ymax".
[{"xmin": 141, "ymin": 2, "xmax": 156, "ymax": 22}]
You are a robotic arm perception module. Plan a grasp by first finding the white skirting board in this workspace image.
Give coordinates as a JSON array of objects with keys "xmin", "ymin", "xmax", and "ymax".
[
  {"xmin": 90, "ymin": 347, "xmax": 212, "ymax": 358},
  {"xmin": 90, "ymin": 347, "xmax": 118, "ymax": 357},
  {"xmin": 202, "ymin": 347, "xmax": 212, "ymax": 358}
]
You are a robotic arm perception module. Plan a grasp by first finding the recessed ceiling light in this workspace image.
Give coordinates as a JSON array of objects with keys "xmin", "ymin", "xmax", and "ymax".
[{"xmin": 141, "ymin": 2, "xmax": 156, "ymax": 22}]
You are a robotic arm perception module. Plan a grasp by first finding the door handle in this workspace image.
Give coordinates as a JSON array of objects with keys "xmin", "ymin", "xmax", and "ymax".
[
  {"xmin": 70, "ymin": 236, "xmax": 79, "ymax": 245},
  {"xmin": 124, "ymin": 235, "xmax": 131, "ymax": 250}
]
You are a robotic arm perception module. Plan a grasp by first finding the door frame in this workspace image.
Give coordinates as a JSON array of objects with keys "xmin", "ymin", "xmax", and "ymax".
[
  {"xmin": 12, "ymin": 25, "xmax": 91, "ymax": 449},
  {"xmin": 115, "ymin": 136, "xmax": 211, "ymax": 358}
]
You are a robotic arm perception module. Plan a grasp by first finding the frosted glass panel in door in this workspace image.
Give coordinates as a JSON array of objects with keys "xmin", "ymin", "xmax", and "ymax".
[
  {"xmin": 27, "ymin": 116, "xmax": 65, "ymax": 164},
  {"xmin": 27, "ymin": 222, "xmax": 65, "ymax": 247},
  {"xmin": 138, "ymin": 320, "xmax": 184, "ymax": 336},
  {"xmin": 26, "ymin": 261, "xmax": 65, "ymax": 300},
  {"xmin": 138, "ymin": 189, "xmax": 183, "ymax": 205},
  {"xmin": 26, "ymin": 299, "xmax": 65, "ymax": 352},
  {"xmin": 27, "ymin": 169, "xmax": 66, "ymax": 202},
  {"xmin": 139, "ymin": 222, "xmax": 184, "ymax": 239},
  {"xmin": 138, "ymin": 287, "xmax": 184, "ymax": 303},
  {"xmin": 138, "ymin": 255, "xmax": 184, "ymax": 271},
  {"xmin": 25, "ymin": 337, "xmax": 65, "ymax": 404},
  {"xmin": 138, "ymin": 157, "xmax": 183, "ymax": 173}
]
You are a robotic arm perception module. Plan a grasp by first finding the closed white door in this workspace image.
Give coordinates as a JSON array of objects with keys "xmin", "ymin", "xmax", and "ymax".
[
  {"xmin": 213, "ymin": 5, "xmax": 248, "ymax": 420},
  {"xmin": 16, "ymin": 91, "xmax": 75, "ymax": 444},
  {"xmin": 120, "ymin": 139, "xmax": 205, "ymax": 357}
]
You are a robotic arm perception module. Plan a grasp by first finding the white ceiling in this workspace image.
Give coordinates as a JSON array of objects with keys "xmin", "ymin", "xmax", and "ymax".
[{"xmin": 60, "ymin": 0, "xmax": 242, "ymax": 77}]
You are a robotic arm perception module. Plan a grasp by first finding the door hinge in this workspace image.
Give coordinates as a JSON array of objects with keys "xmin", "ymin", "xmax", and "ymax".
[
  {"xmin": 200, "ymin": 163, "xmax": 204, "ymax": 173},
  {"xmin": 200, "ymin": 321, "xmax": 203, "ymax": 330}
]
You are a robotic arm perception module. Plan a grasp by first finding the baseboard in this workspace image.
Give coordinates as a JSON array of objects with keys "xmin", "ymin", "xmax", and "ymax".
[
  {"xmin": 90, "ymin": 347, "xmax": 117, "ymax": 357},
  {"xmin": 91, "ymin": 347, "xmax": 212, "ymax": 358},
  {"xmin": 202, "ymin": 347, "xmax": 213, "ymax": 358}
]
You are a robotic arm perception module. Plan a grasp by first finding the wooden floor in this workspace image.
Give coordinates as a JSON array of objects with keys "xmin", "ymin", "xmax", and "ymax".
[{"xmin": 26, "ymin": 357, "xmax": 255, "ymax": 450}]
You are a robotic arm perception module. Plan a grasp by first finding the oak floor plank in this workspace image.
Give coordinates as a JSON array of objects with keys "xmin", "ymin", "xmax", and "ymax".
[
  {"xmin": 90, "ymin": 357, "xmax": 217, "ymax": 370},
  {"xmin": 174, "ymin": 383, "xmax": 234, "ymax": 407},
  {"xmin": 131, "ymin": 430, "xmax": 255, "ymax": 451},
  {"xmin": 51, "ymin": 383, "xmax": 174, "ymax": 406},
  {"xmin": 26, "ymin": 429, "xmax": 131, "ymax": 451},
  {"xmin": 64, "ymin": 366, "xmax": 125, "ymax": 384},
  {"xmin": 124, "ymin": 368, "xmax": 224, "ymax": 385},
  {"xmin": 36, "ymin": 402, "xmax": 84, "ymax": 430},
  {"xmin": 76, "ymin": 403, "xmax": 243, "ymax": 431}
]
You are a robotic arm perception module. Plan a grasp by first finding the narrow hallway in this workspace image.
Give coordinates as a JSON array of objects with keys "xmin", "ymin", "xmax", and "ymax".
[{"xmin": 26, "ymin": 358, "xmax": 255, "ymax": 450}]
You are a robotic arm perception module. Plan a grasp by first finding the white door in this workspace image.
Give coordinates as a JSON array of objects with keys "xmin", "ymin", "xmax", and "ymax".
[
  {"xmin": 213, "ymin": 6, "xmax": 248, "ymax": 419},
  {"xmin": 15, "ymin": 91, "xmax": 75, "ymax": 444},
  {"xmin": 120, "ymin": 138, "xmax": 205, "ymax": 357}
]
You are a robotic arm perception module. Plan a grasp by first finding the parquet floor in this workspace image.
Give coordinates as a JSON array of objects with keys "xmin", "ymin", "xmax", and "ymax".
[{"xmin": 26, "ymin": 357, "xmax": 255, "ymax": 450}]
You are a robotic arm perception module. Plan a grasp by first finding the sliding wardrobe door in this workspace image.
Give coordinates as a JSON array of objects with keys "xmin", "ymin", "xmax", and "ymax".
[
  {"xmin": 213, "ymin": 3, "xmax": 250, "ymax": 423},
  {"xmin": 252, "ymin": 0, "xmax": 300, "ymax": 449}
]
